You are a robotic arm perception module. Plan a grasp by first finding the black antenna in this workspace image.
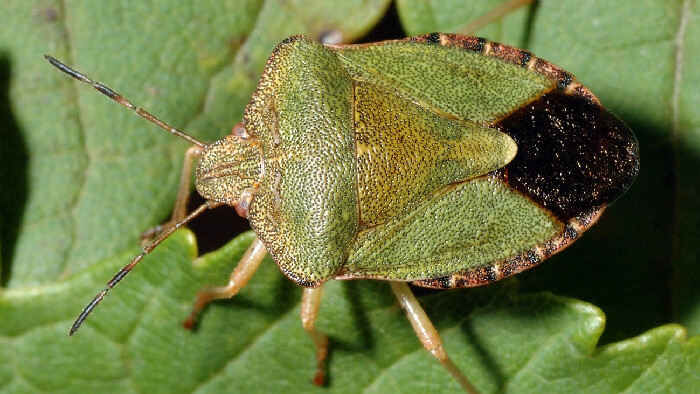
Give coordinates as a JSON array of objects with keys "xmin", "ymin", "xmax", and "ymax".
[
  {"xmin": 44, "ymin": 55, "xmax": 206, "ymax": 148},
  {"xmin": 44, "ymin": 55, "xmax": 220, "ymax": 334},
  {"xmin": 69, "ymin": 200, "xmax": 222, "ymax": 335}
]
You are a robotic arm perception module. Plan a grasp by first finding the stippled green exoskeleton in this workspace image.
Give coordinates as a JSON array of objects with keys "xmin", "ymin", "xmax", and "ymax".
[{"xmin": 47, "ymin": 33, "xmax": 638, "ymax": 392}]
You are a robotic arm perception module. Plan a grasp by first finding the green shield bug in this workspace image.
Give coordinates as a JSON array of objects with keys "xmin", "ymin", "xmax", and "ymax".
[{"xmin": 46, "ymin": 32, "xmax": 638, "ymax": 392}]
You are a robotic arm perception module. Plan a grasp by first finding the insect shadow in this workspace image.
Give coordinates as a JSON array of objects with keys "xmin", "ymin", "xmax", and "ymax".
[{"xmin": 0, "ymin": 55, "xmax": 28, "ymax": 287}]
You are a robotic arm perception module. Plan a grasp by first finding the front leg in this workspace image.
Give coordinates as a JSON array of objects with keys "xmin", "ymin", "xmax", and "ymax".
[
  {"xmin": 142, "ymin": 145, "xmax": 203, "ymax": 242},
  {"xmin": 183, "ymin": 237, "xmax": 267, "ymax": 329}
]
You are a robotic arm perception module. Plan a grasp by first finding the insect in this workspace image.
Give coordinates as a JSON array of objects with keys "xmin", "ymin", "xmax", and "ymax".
[{"xmin": 46, "ymin": 33, "xmax": 638, "ymax": 392}]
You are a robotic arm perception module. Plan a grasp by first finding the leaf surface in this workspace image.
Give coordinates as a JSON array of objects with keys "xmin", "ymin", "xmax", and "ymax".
[{"xmin": 1, "ymin": 1, "xmax": 698, "ymax": 392}]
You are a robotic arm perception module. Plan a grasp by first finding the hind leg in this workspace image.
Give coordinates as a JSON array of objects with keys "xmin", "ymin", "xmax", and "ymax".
[{"xmin": 390, "ymin": 282, "xmax": 479, "ymax": 393}]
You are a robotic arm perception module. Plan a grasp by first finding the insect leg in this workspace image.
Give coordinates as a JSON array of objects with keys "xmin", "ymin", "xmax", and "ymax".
[
  {"xmin": 171, "ymin": 145, "xmax": 204, "ymax": 222},
  {"xmin": 183, "ymin": 237, "xmax": 267, "ymax": 329},
  {"xmin": 141, "ymin": 145, "xmax": 203, "ymax": 242},
  {"xmin": 389, "ymin": 282, "xmax": 479, "ymax": 394},
  {"xmin": 301, "ymin": 286, "xmax": 330, "ymax": 386},
  {"xmin": 457, "ymin": 0, "xmax": 534, "ymax": 35}
]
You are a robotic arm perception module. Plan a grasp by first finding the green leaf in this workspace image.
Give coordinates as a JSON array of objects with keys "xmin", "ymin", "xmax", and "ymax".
[
  {"xmin": 1, "ymin": 231, "xmax": 698, "ymax": 392},
  {"xmin": 1, "ymin": 0, "xmax": 698, "ymax": 393}
]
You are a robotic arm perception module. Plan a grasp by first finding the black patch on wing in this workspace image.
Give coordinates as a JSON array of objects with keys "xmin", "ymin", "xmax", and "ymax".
[{"xmin": 495, "ymin": 89, "xmax": 639, "ymax": 222}]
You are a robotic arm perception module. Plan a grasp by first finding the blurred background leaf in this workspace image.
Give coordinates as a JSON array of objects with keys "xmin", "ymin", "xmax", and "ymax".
[{"xmin": 0, "ymin": 0, "xmax": 698, "ymax": 392}]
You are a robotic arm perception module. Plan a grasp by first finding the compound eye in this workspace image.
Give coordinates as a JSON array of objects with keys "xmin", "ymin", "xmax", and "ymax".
[
  {"xmin": 234, "ymin": 194, "xmax": 253, "ymax": 218},
  {"xmin": 232, "ymin": 122, "xmax": 252, "ymax": 140}
]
